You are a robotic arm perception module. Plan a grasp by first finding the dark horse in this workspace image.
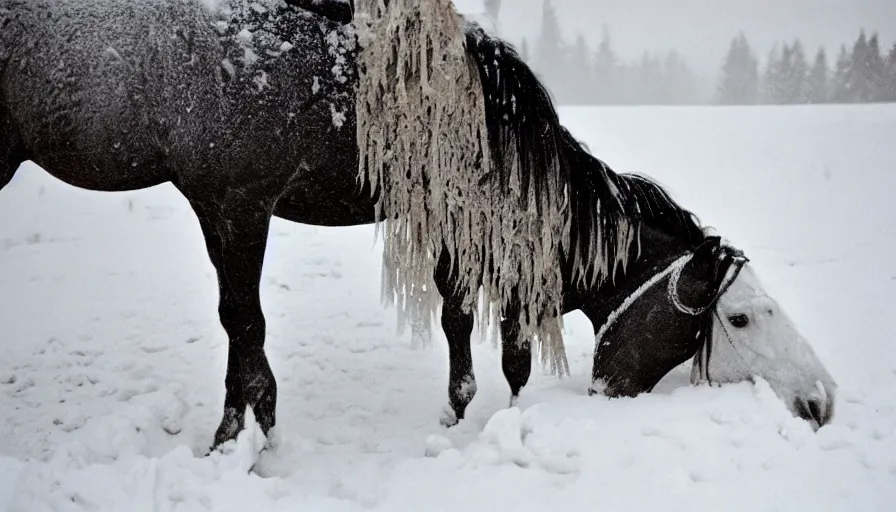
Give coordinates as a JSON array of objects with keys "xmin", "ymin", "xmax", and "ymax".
[{"xmin": 0, "ymin": 0, "xmax": 836, "ymax": 449}]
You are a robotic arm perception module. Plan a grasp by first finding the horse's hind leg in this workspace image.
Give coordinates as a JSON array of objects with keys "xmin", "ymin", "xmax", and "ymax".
[
  {"xmin": 190, "ymin": 196, "xmax": 278, "ymax": 449},
  {"xmin": 433, "ymin": 249, "xmax": 476, "ymax": 427}
]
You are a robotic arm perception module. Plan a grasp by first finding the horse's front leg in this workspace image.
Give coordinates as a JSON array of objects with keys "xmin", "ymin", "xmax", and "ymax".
[
  {"xmin": 433, "ymin": 250, "xmax": 476, "ymax": 427},
  {"xmin": 500, "ymin": 300, "xmax": 532, "ymax": 407},
  {"xmin": 438, "ymin": 294, "xmax": 476, "ymax": 427},
  {"xmin": 190, "ymin": 195, "xmax": 278, "ymax": 449}
]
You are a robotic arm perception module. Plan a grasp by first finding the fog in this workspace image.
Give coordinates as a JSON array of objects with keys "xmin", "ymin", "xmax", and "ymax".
[{"xmin": 455, "ymin": 0, "xmax": 896, "ymax": 104}]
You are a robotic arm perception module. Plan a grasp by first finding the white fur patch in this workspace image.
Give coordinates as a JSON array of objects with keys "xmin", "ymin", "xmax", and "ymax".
[{"xmin": 699, "ymin": 264, "xmax": 838, "ymax": 426}]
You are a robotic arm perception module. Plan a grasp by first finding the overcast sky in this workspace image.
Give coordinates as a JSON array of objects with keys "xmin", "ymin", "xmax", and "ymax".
[{"xmin": 455, "ymin": 0, "xmax": 896, "ymax": 80}]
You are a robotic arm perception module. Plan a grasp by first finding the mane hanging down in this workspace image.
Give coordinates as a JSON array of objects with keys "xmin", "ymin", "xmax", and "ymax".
[{"xmin": 355, "ymin": 6, "xmax": 703, "ymax": 375}]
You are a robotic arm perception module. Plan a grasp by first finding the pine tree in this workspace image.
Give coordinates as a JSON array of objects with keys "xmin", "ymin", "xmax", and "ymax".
[
  {"xmin": 742, "ymin": 38, "xmax": 760, "ymax": 104},
  {"xmin": 885, "ymin": 44, "xmax": 896, "ymax": 102},
  {"xmin": 568, "ymin": 34, "xmax": 593, "ymax": 104},
  {"xmin": 807, "ymin": 47, "xmax": 829, "ymax": 103},
  {"xmin": 763, "ymin": 43, "xmax": 796, "ymax": 104},
  {"xmin": 519, "ymin": 38, "xmax": 531, "ymax": 63},
  {"xmin": 534, "ymin": 0, "xmax": 566, "ymax": 101},
  {"xmin": 762, "ymin": 45, "xmax": 781, "ymax": 103},
  {"xmin": 831, "ymin": 44, "xmax": 851, "ymax": 102},
  {"xmin": 484, "ymin": 0, "xmax": 501, "ymax": 34},
  {"xmin": 717, "ymin": 36, "xmax": 737, "ymax": 104},
  {"xmin": 848, "ymin": 31, "xmax": 871, "ymax": 102},
  {"xmin": 484, "ymin": 0, "xmax": 501, "ymax": 20},
  {"xmin": 866, "ymin": 33, "xmax": 886, "ymax": 101},
  {"xmin": 592, "ymin": 25, "xmax": 618, "ymax": 104},
  {"xmin": 776, "ymin": 43, "xmax": 794, "ymax": 103},
  {"xmin": 636, "ymin": 51, "xmax": 663, "ymax": 104},
  {"xmin": 786, "ymin": 39, "xmax": 810, "ymax": 103},
  {"xmin": 717, "ymin": 33, "xmax": 759, "ymax": 104},
  {"xmin": 662, "ymin": 50, "xmax": 698, "ymax": 104}
]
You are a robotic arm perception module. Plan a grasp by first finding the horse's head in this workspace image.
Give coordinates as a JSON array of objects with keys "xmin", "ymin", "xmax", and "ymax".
[
  {"xmin": 691, "ymin": 256, "xmax": 837, "ymax": 429},
  {"xmin": 586, "ymin": 236, "xmax": 836, "ymax": 430}
]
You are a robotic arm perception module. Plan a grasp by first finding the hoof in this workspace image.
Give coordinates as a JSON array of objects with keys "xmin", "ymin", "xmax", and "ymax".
[
  {"xmin": 440, "ymin": 405, "xmax": 459, "ymax": 428},
  {"xmin": 211, "ymin": 406, "xmax": 245, "ymax": 450},
  {"xmin": 508, "ymin": 394, "xmax": 519, "ymax": 408},
  {"xmin": 588, "ymin": 378, "xmax": 607, "ymax": 397}
]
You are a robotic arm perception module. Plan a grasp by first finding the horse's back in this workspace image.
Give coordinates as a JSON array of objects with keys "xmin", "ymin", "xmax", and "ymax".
[
  {"xmin": 0, "ymin": 0, "xmax": 227, "ymax": 190},
  {"xmin": 2, "ymin": 0, "xmax": 359, "ymax": 197}
]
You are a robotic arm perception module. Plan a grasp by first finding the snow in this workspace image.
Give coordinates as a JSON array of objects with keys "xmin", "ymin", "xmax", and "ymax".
[{"xmin": 2, "ymin": 104, "xmax": 896, "ymax": 510}]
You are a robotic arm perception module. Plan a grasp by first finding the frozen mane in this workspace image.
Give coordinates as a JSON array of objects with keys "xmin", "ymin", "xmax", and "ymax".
[
  {"xmin": 465, "ymin": 24, "xmax": 705, "ymax": 289},
  {"xmin": 280, "ymin": 1, "xmax": 706, "ymax": 293}
]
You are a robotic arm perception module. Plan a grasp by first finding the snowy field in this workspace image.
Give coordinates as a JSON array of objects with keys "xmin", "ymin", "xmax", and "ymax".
[{"xmin": 1, "ymin": 105, "xmax": 894, "ymax": 511}]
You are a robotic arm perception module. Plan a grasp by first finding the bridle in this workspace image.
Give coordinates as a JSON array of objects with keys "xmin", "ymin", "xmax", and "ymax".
[
  {"xmin": 668, "ymin": 248, "xmax": 745, "ymax": 317},
  {"xmin": 593, "ymin": 245, "xmax": 747, "ymax": 357}
]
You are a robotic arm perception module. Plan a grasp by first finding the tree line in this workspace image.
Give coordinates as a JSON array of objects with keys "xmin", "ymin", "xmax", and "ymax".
[
  {"xmin": 512, "ymin": 0, "xmax": 895, "ymax": 106},
  {"xmin": 524, "ymin": 1, "xmax": 703, "ymax": 105},
  {"xmin": 717, "ymin": 31, "xmax": 896, "ymax": 105}
]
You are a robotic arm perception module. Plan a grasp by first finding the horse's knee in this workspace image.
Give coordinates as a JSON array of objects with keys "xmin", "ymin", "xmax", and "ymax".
[
  {"xmin": 218, "ymin": 298, "xmax": 274, "ymax": 391},
  {"xmin": 217, "ymin": 295, "xmax": 265, "ymax": 341}
]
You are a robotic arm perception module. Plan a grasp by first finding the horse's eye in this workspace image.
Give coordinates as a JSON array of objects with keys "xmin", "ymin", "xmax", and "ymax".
[{"xmin": 728, "ymin": 314, "xmax": 750, "ymax": 328}]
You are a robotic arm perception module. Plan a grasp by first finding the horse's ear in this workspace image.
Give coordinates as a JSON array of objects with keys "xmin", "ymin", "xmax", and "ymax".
[
  {"xmin": 677, "ymin": 238, "xmax": 748, "ymax": 311},
  {"xmin": 693, "ymin": 236, "xmax": 723, "ymax": 260}
]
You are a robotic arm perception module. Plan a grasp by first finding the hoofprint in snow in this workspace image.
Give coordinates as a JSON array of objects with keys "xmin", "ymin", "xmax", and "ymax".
[{"xmin": 1, "ymin": 105, "xmax": 895, "ymax": 510}]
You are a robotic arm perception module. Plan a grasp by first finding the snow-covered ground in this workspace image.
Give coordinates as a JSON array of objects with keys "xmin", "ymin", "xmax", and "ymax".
[{"xmin": 1, "ymin": 105, "xmax": 894, "ymax": 511}]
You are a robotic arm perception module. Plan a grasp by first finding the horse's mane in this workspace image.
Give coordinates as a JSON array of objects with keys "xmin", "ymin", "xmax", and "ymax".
[
  {"xmin": 464, "ymin": 24, "xmax": 705, "ymax": 286},
  {"xmin": 293, "ymin": 9, "xmax": 706, "ymax": 374},
  {"xmin": 612, "ymin": 172, "xmax": 705, "ymax": 245},
  {"xmin": 463, "ymin": 23, "xmax": 567, "ymax": 213},
  {"xmin": 298, "ymin": 6, "xmax": 705, "ymax": 289}
]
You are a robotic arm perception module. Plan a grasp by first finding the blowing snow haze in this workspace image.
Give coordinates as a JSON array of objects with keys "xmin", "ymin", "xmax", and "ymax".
[{"xmin": 455, "ymin": 0, "xmax": 896, "ymax": 105}]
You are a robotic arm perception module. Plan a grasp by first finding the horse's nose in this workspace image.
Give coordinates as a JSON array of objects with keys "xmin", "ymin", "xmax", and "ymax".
[{"xmin": 794, "ymin": 395, "xmax": 834, "ymax": 429}]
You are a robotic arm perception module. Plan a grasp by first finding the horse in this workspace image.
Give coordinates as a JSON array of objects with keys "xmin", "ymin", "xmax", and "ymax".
[{"xmin": 0, "ymin": 0, "xmax": 836, "ymax": 452}]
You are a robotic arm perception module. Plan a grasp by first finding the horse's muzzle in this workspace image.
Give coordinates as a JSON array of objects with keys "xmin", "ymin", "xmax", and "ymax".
[{"xmin": 794, "ymin": 389, "xmax": 835, "ymax": 430}]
